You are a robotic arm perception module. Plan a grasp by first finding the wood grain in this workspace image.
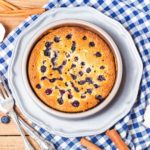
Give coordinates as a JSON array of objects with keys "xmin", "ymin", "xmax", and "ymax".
[
  {"xmin": 0, "ymin": 136, "xmax": 40, "ymax": 150},
  {"xmin": 0, "ymin": 112, "xmax": 19, "ymax": 135},
  {"xmin": 0, "ymin": 108, "xmax": 30, "ymax": 136},
  {"xmin": 0, "ymin": 1, "xmax": 49, "ymax": 149},
  {"xmin": 6, "ymin": 0, "xmax": 48, "ymax": 9},
  {"xmin": 0, "ymin": 0, "xmax": 48, "ymax": 35}
]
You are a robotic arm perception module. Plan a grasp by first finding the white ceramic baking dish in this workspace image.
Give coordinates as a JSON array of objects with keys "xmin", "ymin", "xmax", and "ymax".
[{"xmin": 22, "ymin": 19, "xmax": 122, "ymax": 118}]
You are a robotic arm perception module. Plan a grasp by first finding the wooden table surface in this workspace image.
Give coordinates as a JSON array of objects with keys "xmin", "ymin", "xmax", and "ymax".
[{"xmin": 0, "ymin": 1, "xmax": 49, "ymax": 149}]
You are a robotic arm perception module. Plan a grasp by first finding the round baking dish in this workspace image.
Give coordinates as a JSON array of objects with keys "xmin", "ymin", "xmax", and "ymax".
[{"xmin": 22, "ymin": 19, "xmax": 122, "ymax": 119}]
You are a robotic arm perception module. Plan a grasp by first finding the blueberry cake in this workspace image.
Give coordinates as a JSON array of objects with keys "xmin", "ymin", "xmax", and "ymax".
[{"xmin": 28, "ymin": 26, "xmax": 116, "ymax": 113}]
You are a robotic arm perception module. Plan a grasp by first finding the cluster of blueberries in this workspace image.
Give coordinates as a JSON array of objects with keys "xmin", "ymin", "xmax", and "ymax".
[{"xmin": 35, "ymin": 34, "xmax": 106, "ymax": 107}]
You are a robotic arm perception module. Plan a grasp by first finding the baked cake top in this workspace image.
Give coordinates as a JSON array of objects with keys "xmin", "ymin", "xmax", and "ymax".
[{"xmin": 28, "ymin": 26, "xmax": 116, "ymax": 113}]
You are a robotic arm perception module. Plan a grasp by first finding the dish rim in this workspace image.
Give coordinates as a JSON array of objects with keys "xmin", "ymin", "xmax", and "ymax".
[{"xmin": 22, "ymin": 19, "xmax": 123, "ymax": 119}]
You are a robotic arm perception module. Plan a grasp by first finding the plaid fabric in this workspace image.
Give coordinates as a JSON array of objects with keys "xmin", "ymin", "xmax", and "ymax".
[{"xmin": 0, "ymin": 0, "xmax": 150, "ymax": 149}]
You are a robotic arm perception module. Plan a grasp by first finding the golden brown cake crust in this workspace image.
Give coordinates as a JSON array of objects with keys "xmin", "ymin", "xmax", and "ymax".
[{"xmin": 28, "ymin": 26, "xmax": 116, "ymax": 113}]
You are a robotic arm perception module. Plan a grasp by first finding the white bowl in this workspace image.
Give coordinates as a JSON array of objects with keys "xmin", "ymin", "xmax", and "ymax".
[{"xmin": 22, "ymin": 19, "xmax": 122, "ymax": 119}]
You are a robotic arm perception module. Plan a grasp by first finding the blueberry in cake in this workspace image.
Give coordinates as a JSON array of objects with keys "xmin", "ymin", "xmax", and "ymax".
[{"xmin": 28, "ymin": 26, "xmax": 116, "ymax": 113}]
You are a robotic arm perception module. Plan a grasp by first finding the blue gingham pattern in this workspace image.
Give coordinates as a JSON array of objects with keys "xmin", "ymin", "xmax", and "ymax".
[{"xmin": 0, "ymin": 0, "xmax": 150, "ymax": 149}]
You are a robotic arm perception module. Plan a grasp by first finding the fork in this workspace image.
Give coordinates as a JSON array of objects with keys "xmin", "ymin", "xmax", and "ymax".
[
  {"xmin": 0, "ymin": 75, "xmax": 56, "ymax": 150},
  {"xmin": 0, "ymin": 76, "xmax": 34, "ymax": 150},
  {"xmin": 19, "ymin": 117, "xmax": 56, "ymax": 150}
]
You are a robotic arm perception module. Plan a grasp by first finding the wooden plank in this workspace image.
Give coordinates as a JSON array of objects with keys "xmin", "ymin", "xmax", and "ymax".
[
  {"xmin": 0, "ymin": 0, "xmax": 48, "ymax": 35},
  {"xmin": 0, "ymin": 112, "xmax": 19, "ymax": 135},
  {"xmin": 0, "ymin": 107, "xmax": 35, "ymax": 135},
  {"xmin": 0, "ymin": 111, "xmax": 31, "ymax": 135},
  {"xmin": 0, "ymin": 136, "xmax": 40, "ymax": 150},
  {"xmin": 6, "ymin": 0, "xmax": 48, "ymax": 9}
]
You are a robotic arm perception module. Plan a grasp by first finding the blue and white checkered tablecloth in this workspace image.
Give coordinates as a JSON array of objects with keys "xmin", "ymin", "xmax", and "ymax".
[{"xmin": 0, "ymin": 0, "xmax": 150, "ymax": 149}]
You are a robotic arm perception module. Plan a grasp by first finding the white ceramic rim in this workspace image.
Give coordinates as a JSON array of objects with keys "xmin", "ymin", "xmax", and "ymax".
[{"xmin": 22, "ymin": 19, "xmax": 123, "ymax": 119}]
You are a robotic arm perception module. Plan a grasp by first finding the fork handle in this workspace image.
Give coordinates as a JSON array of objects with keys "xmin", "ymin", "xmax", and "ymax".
[
  {"xmin": 9, "ymin": 111, "xmax": 34, "ymax": 150},
  {"xmin": 19, "ymin": 117, "xmax": 55, "ymax": 150}
]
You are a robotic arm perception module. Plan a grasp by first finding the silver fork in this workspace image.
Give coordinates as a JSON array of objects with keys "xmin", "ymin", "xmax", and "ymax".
[
  {"xmin": 0, "ymin": 76, "xmax": 34, "ymax": 150},
  {"xmin": 19, "ymin": 118, "xmax": 56, "ymax": 150},
  {"xmin": 0, "ymin": 75, "xmax": 55, "ymax": 150}
]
